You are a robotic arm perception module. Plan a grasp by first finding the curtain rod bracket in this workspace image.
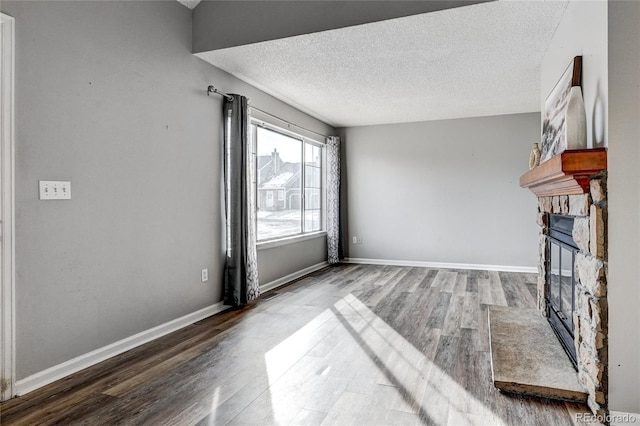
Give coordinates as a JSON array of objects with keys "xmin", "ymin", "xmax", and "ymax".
[{"xmin": 207, "ymin": 85, "xmax": 233, "ymax": 101}]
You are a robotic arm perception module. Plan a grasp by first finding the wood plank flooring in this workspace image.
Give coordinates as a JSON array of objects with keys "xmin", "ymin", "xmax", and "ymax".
[{"xmin": 0, "ymin": 264, "xmax": 590, "ymax": 425}]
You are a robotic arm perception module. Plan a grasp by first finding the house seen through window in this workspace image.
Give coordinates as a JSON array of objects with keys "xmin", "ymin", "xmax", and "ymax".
[{"xmin": 253, "ymin": 124, "xmax": 323, "ymax": 241}]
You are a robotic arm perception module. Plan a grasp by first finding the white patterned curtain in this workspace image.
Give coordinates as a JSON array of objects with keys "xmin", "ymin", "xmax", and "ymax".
[
  {"xmin": 223, "ymin": 95, "xmax": 259, "ymax": 306},
  {"xmin": 326, "ymin": 136, "xmax": 343, "ymax": 264}
]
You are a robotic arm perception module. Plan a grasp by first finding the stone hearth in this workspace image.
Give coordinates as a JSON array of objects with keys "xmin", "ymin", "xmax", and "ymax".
[{"xmin": 489, "ymin": 306, "xmax": 587, "ymax": 402}]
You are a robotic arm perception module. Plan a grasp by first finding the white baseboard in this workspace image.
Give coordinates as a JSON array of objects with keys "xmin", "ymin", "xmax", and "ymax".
[
  {"xmin": 344, "ymin": 258, "xmax": 537, "ymax": 274},
  {"xmin": 15, "ymin": 301, "xmax": 227, "ymax": 396},
  {"xmin": 260, "ymin": 261, "xmax": 329, "ymax": 293}
]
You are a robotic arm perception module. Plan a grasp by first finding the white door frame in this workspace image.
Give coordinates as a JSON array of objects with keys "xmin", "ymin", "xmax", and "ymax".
[{"xmin": 0, "ymin": 12, "xmax": 16, "ymax": 402}]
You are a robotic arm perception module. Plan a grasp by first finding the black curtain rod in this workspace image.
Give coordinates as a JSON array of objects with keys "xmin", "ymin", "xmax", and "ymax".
[
  {"xmin": 249, "ymin": 106, "xmax": 330, "ymax": 140},
  {"xmin": 206, "ymin": 85, "xmax": 331, "ymax": 139},
  {"xmin": 206, "ymin": 85, "xmax": 233, "ymax": 101}
]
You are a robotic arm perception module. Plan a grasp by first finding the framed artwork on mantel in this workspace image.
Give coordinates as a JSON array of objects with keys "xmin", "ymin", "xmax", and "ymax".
[{"xmin": 540, "ymin": 56, "xmax": 583, "ymax": 164}]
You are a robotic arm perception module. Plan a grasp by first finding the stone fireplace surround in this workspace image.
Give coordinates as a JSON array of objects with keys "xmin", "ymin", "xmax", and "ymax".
[{"xmin": 536, "ymin": 172, "xmax": 608, "ymax": 416}]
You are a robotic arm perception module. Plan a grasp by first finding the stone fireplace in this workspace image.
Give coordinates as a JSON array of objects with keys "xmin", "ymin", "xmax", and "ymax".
[{"xmin": 536, "ymin": 172, "xmax": 608, "ymax": 416}]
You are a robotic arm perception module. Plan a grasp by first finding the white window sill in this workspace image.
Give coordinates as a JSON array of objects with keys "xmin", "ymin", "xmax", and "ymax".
[{"xmin": 257, "ymin": 231, "xmax": 327, "ymax": 251}]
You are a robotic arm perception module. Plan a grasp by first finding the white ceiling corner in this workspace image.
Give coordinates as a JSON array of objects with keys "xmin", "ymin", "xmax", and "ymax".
[
  {"xmin": 177, "ymin": 0, "xmax": 201, "ymax": 10},
  {"xmin": 197, "ymin": 1, "xmax": 569, "ymax": 128}
]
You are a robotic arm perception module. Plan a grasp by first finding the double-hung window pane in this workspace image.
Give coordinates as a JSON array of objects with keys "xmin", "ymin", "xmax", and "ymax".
[{"xmin": 254, "ymin": 124, "xmax": 323, "ymax": 242}]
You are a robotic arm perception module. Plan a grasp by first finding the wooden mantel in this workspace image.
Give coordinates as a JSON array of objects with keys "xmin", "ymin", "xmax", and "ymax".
[{"xmin": 520, "ymin": 148, "xmax": 607, "ymax": 197}]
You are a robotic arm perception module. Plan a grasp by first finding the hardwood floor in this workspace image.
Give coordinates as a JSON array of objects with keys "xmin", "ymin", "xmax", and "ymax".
[{"xmin": 0, "ymin": 264, "xmax": 590, "ymax": 425}]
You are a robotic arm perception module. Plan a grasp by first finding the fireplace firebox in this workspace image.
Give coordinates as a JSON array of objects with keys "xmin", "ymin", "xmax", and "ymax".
[{"xmin": 546, "ymin": 214, "xmax": 578, "ymax": 369}]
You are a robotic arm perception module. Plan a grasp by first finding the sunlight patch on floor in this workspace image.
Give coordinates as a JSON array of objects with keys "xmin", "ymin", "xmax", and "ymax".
[
  {"xmin": 262, "ymin": 293, "xmax": 504, "ymax": 425},
  {"xmin": 205, "ymin": 386, "xmax": 220, "ymax": 425}
]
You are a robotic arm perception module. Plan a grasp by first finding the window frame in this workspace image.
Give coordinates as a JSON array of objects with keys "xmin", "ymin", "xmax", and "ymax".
[{"xmin": 251, "ymin": 118, "xmax": 327, "ymax": 248}]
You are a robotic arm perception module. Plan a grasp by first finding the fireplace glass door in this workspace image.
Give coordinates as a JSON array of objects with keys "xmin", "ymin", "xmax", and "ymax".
[
  {"xmin": 547, "ymin": 239, "xmax": 576, "ymax": 368},
  {"xmin": 560, "ymin": 246, "xmax": 575, "ymax": 326},
  {"xmin": 546, "ymin": 214, "xmax": 578, "ymax": 368},
  {"xmin": 549, "ymin": 241, "xmax": 575, "ymax": 331}
]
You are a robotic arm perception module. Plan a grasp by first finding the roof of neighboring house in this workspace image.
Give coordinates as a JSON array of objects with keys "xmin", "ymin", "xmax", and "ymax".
[
  {"xmin": 257, "ymin": 155, "xmax": 272, "ymax": 169},
  {"xmin": 260, "ymin": 172, "xmax": 297, "ymax": 189}
]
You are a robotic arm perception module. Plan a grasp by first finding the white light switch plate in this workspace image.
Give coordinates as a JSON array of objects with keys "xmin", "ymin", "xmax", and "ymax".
[{"xmin": 39, "ymin": 181, "xmax": 71, "ymax": 200}]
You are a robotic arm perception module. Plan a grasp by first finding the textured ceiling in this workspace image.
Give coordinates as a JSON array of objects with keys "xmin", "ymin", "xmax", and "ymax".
[{"xmin": 196, "ymin": 1, "xmax": 569, "ymax": 128}]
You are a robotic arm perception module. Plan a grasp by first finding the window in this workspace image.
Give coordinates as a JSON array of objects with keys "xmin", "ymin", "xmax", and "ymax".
[{"xmin": 252, "ymin": 123, "xmax": 324, "ymax": 242}]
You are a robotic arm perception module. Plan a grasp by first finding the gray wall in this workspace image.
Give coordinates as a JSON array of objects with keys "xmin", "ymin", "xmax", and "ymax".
[
  {"xmin": 258, "ymin": 236, "xmax": 327, "ymax": 285},
  {"xmin": 608, "ymin": 0, "xmax": 640, "ymax": 413},
  {"xmin": 192, "ymin": 0, "xmax": 490, "ymax": 53},
  {"xmin": 338, "ymin": 113, "xmax": 540, "ymax": 268},
  {"xmin": 1, "ymin": 0, "xmax": 331, "ymax": 380}
]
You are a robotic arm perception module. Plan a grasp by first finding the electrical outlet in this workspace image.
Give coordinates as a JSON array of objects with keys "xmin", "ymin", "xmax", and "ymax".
[
  {"xmin": 357, "ymin": 237, "xmax": 362, "ymax": 244},
  {"xmin": 39, "ymin": 181, "xmax": 71, "ymax": 200},
  {"xmin": 201, "ymin": 268, "xmax": 208, "ymax": 282},
  {"xmin": 352, "ymin": 236, "xmax": 362, "ymax": 244}
]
